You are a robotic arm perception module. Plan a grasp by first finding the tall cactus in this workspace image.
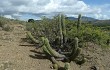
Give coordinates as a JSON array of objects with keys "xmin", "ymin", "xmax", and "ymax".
[
  {"xmin": 59, "ymin": 14, "xmax": 66, "ymax": 48},
  {"xmin": 61, "ymin": 14, "xmax": 66, "ymax": 45},
  {"xmin": 59, "ymin": 14, "xmax": 63, "ymax": 48},
  {"xmin": 77, "ymin": 14, "xmax": 81, "ymax": 34}
]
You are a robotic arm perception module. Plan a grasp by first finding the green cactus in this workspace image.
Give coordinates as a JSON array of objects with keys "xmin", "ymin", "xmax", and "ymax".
[
  {"xmin": 69, "ymin": 47, "xmax": 81, "ymax": 61},
  {"xmin": 59, "ymin": 14, "xmax": 63, "ymax": 48},
  {"xmin": 61, "ymin": 14, "xmax": 66, "ymax": 45},
  {"xmin": 64, "ymin": 62, "xmax": 70, "ymax": 70},
  {"xmin": 69, "ymin": 37, "xmax": 81, "ymax": 61},
  {"xmin": 41, "ymin": 37, "xmax": 51, "ymax": 56},
  {"xmin": 59, "ymin": 14, "xmax": 67, "ymax": 48},
  {"xmin": 26, "ymin": 31, "xmax": 39, "ymax": 44},
  {"xmin": 42, "ymin": 37, "xmax": 65, "ymax": 58},
  {"xmin": 75, "ymin": 57, "xmax": 86, "ymax": 65},
  {"xmin": 42, "ymin": 45, "xmax": 51, "ymax": 56},
  {"xmin": 77, "ymin": 14, "xmax": 81, "ymax": 34},
  {"xmin": 51, "ymin": 57, "xmax": 61, "ymax": 68},
  {"xmin": 70, "ymin": 37, "xmax": 79, "ymax": 56},
  {"xmin": 53, "ymin": 63, "xmax": 58, "ymax": 69}
]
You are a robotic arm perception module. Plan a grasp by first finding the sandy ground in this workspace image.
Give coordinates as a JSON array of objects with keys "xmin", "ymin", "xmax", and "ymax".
[
  {"xmin": 0, "ymin": 24, "xmax": 110, "ymax": 70},
  {"xmin": 0, "ymin": 24, "xmax": 51, "ymax": 70}
]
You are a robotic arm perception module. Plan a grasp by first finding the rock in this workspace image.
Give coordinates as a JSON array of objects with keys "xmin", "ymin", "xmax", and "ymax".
[{"xmin": 90, "ymin": 66, "xmax": 99, "ymax": 70}]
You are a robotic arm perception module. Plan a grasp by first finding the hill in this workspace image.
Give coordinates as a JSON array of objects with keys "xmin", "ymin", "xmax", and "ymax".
[
  {"xmin": 66, "ymin": 16, "xmax": 98, "ymax": 21},
  {"xmin": 66, "ymin": 16, "xmax": 110, "ymax": 26},
  {"xmin": 93, "ymin": 20, "xmax": 110, "ymax": 26}
]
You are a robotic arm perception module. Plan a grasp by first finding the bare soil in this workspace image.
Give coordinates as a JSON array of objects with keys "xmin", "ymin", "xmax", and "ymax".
[{"xmin": 0, "ymin": 24, "xmax": 110, "ymax": 70}]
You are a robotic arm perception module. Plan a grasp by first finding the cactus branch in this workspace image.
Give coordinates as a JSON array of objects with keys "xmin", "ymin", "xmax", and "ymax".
[
  {"xmin": 26, "ymin": 31, "xmax": 39, "ymax": 44},
  {"xmin": 41, "ymin": 37, "xmax": 66, "ymax": 58}
]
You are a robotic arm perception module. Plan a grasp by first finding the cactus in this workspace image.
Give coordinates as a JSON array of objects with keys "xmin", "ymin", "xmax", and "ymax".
[
  {"xmin": 69, "ymin": 47, "xmax": 81, "ymax": 61},
  {"xmin": 42, "ymin": 45, "xmax": 51, "ymax": 56},
  {"xmin": 70, "ymin": 37, "xmax": 79, "ymax": 56},
  {"xmin": 26, "ymin": 14, "xmax": 86, "ymax": 70},
  {"xmin": 53, "ymin": 63, "xmax": 58, "ymax": 69},
  {"xmin": 75, "ymin": 57, "xmax": 86, "ymax": 65},
  {"xmin": 51, "ymin": 58, "xmax": 70, "ymax": 70},
  {"xmin": 69, "ymin": 37, "xmax": 81, "ymax": 61},
  {"xmin": 41, "ymin": 37, "xmax": 51, "ymax": 56},
  {"xmin": 59, "ymin": 14, "xmax": 67, "ymax": 48},
  {"xmin": 26, "ymin": 31, "xmax": 39, "ymax": 44},
  {"xmin": 61, "ymin": 14, "xmax": 66, "ymax": 45},
  {"xmin": 64, "ymin": 62, "xmax": 70, "ymax": 70},
  {"xmin": 51, "ymin": 57, "xmax": 61, "ymax": 68},
  {"xmin": 77, "ymin": 14, "xmax": 81, "ymax": 34},
  {"xmin": 59, "ymin": 14, "xmax": 63, "ymax": 48},
  {"xmin": 42, "ymin": 37, "xmax": 66, "ymax": 58}
]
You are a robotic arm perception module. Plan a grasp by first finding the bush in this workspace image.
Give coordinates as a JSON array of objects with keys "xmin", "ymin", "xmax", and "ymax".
[
  {"xmin": 0, "ymin": 16, "xmax": 13, "ymax": 31},
  {"xmin": 2, "ymin": 24, "xmax": 12, "ymax": 31}
]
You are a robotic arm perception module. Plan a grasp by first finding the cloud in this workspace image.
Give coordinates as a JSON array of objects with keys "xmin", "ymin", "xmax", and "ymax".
[
  {"xmin": 0, "ymin": 0, "xmax": 110, "ymax": 20},
  {"xmin": 4, "ymin": 15, "xmax": 14, "ymax": 19},
  {"xmin": 91, "ymin": 4, "xmax": 110, "ymax": 19}
]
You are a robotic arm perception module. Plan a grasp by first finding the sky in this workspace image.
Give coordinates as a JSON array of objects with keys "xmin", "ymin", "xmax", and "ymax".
[{"xmin": 0, "ymin": 0, "xmax": 110, "ymax": 20}]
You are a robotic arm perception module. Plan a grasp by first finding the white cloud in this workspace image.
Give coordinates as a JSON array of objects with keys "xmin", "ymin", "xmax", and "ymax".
[
  {"xmin": 0, "ymin": 0, "xmax": 110, "ymax": 20},
  {"xmin": 94, "ymin": 14, "xmax": 109, "ymax": 20},
  {"xmin": 4, "ymin": 15, "xmax": 13, "ymax": 19}
]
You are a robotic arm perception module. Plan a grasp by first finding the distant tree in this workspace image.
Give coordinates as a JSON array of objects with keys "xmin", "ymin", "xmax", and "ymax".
[{"xmin": 28, "ymin": 19, "xmax": 34, "ymax": 23}]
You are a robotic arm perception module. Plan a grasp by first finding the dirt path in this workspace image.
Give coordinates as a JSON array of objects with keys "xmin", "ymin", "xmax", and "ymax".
[
  {"xmin": 0, "ymin": 24, "xmax": 110, "ymax": 70},
  {"xmin": 0, "ymin": 24, "xmax": 51, "ymax": 70}
]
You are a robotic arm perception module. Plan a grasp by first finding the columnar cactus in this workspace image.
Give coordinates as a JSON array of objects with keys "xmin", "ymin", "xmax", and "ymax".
[
  {"xmin": 59, "ymin": 14, "xmax": 66, "ymax": 48},
  {"xmin": 77, "ymin": 14, "xmax": 81, "ymax": 33},
  {"xmin": 61, "ymin": 14, "xmax": 66, "ymax": 45},
  {"xmin": 59, "ymin": 14, "xmax": 63, "ymax": 48}
]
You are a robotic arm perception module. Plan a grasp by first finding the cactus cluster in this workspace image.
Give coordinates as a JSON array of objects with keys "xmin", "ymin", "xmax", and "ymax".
[
  {"xmin": 41, "ymin": 37, "xmax": 66, "ymax": 58},
  {"xmin": 26, "ymin": 14, "xmax": 86, "ymax": 70}
]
